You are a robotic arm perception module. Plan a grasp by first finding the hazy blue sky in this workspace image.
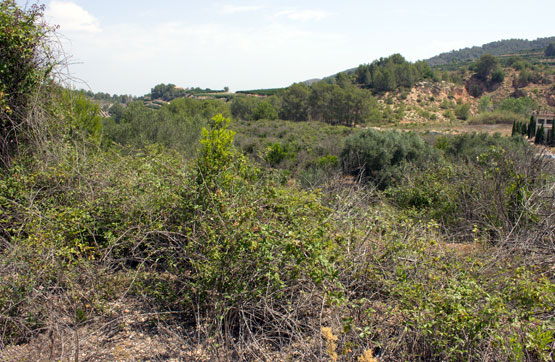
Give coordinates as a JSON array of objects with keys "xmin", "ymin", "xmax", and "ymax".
[{"xmin": 22, "ymin": 0, "xmax": 555, "ymax": 95}]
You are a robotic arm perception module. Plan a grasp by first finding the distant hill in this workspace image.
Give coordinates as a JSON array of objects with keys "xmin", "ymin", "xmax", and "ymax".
[{"xmin": 425, "ymin": 37, "xmax": 555, "ymax": 66}]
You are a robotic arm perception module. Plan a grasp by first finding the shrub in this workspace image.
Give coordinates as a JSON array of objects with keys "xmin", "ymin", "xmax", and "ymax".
[
  {"xmin": 498, "ymin": 96, "xmax": 536, "ymax": 116},
  {"xmin": 0, "ymin": 1, "xmax": 56, "ymax": 166},
  {"xmin": 468, "ymin": 110, "xmax": 525, "ymax": 125},
  {"xmin": 454, "ymin": 103, "xmax": 470, "ymax": 120},
  {"xmin": 491, "ymin": 67, "xmax": 505, "ymax": 83},
  {"xmin": 341, "ymin": 129, "xmax": 433, "ymax": 189}
]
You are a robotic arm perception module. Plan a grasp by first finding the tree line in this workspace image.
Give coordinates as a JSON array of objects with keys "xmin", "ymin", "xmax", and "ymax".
[
  {"xmin": 353, "ymin": 54, "xmax": 434, "ymax": 92},
  {"xmin": 231, "ymin": 79, "xmax": 381, "ymax": 126}
]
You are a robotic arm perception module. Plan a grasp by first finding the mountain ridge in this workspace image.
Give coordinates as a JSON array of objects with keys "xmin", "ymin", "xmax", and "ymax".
[{"xmin": 301, "ymin": 36, "xmax": 554, "ymax": 86}]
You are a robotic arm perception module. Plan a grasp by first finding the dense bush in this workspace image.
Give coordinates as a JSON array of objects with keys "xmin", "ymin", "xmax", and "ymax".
[
  {"xmin": 388, "ymin": 133, "xmax": 547, "ymax": 241},
  {"xmin": 498, "ymin": 96, "xmax": 536, "ymax": 116},
  {"xmin": 252, "ymin": 100, "xmax": 278, "ymax": 120},
  {"xmin": 0, "ymin": 1, "xmax": 56, "ymax": 166},
  {"xmin": 2, "ymin": 2, "xmax": 554, "ymax": 359},
  {"xmin": 232, "ymin": 119, "xmax": 352, "ymax": 176},
  {"xmin": 341, "ymin": 129, "xmax": 434, "ymax": 189},
  {"xmin": 454, "ymin": 103, "xmax": 471, "ymax": 120},
  {"xmin": 230, "ymin": 94, "xmax": 259, "ymax": 121}
]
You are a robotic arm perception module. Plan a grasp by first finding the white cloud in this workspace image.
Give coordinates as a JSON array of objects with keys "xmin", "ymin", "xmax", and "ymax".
[
  {"xmin": 277, "ymin": 9, "xmax": 331, "ymax": 22},
  {"xmin": 221, "ymin": 4, "xmax": 263, "ymax": 14},
  {"xmin": 45, "ymin": 1, "xmax": 101, "ymax": 33}
]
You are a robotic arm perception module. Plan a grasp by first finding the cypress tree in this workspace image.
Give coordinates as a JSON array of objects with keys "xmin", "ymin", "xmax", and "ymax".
[
  {"xmin": 527, "ymin": 116, "xmax": 536, "ymax": 139},
  {"xmin": 548, "ymin": 126, "xmax": 555, "ymax": 146},
  {"xmin": 535, "ymin": 124, "xmax": 545, "ymax": 145}
]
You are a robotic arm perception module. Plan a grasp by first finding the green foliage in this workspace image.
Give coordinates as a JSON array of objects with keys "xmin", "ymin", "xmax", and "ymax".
[
  {"xmin": 308, "ymin": 81, "xmax": 381, "ymax": 126},
  {"xmin": 278, "ymin": 83, "xmax": 310, "ymax": 122},
  {"xmin": 0, "ymin": 0, "xmax": 55, "ymax": 165},
  {"xmin": 103, "ymin": 97, "xmax": 229, "ymax": 154},
  {"xmin": 511, "ymin": 120, "xmax": 527, "ymax": 136},
  {"xmin": 265, "ymin": 142, "xmax": 291, "ymax": 166},
  {"xmin": 426, "ymin": 36, "xmax": 555, "ymax": 66},
  {"xmin": 341, "ymin": 129, "xmax": 433, "ymax": 189},
  {"xmin": 527, "ymin": 116, "xmax": 537, "ymax": 139},
  {"xmin": 61, "ymin": 91, "xmax": 103, "ymax": 144},
  {"xmin": 478, "ymin": 95, "xmax": 493, "ymax": 113},
  {"xmin": 235, "ymin": 88, "xmax": 282, "ymax": 96},
  {"xmin": 231, "ymin": 94, "xmax": 259, "ymax": 121},
  {"xmin": 386, "ymin": 164, "xmax": 458, "ymax": 222},
  {"xmin": 252, "ymin": 100, "xmax": 278, "ymax": 120},
  {"xmin": 474, "ymin": 54, "xmax": 498, "ymax": 80},
  {"xmin": 354, "ymin": 54, "xmax": 432, "ymax": 92},
  {"xmin": 469, "ymin": 110, "xmax": 525, "ymax": 125},
  {"xmin": 498, "ymin": 96, "xmax": 536, "ymax": 116},
  {"xmin": 491, "ymin": 67, "xmax": 505, "ymax": 83},
  {"xmin": 454, "ymin": 103, "xmax": 471, "ymax": 120},
  {"xmin": 514, "ymin": 69, "xmax": 542, "ymax": 88},
  {"xmin": 151, "ymin": 83, "xmax": 181, "ymax": 100},
  {"xmin": 545, "ymin": 43, "xmax": 555, "ymax": 57},
  {"xmin": 534, "ymin": 124, "xmax": 545, "ymax": 144},
  {"xmin": 232, "ymin": 118, "xmax": 353, "ymax": 177},
  {"xmin": 196, "ymin": 114, "xmax": 238, "ymax": 188},
  {"xmin": 441, "ymin": 132, "xmax": 528, "ymax": 162}
]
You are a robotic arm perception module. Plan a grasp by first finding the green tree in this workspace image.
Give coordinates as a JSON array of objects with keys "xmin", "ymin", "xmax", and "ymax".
[
  {"xmin": 491, "ymin": 67, "xmax": 505, "ymax": 83},
  {"xmin": 231, "ymin": 95, "xmax": 258, "ymax": 121},
  {"xmin": 108, "ymin": 103, "xmax": 124, "ymax": 123},
  {"xmin": 499, "ymin": 97, "xmax": 536, "ymax": 116},
  {"xmin": 534, "ymin": 124, "xmax": 545, "ymax": 144},
  {"xmin": 475, "ymin": 54, "xmax": 498, "ymax": 80},
  {"xmin": 335, "ymin": 72, "xmax": 351, "ymax": 88},
  {"xmin": 374, "ymin": 68, "xmax": 396, "ymax": 92},
  {"xmin": 252, "ymin": 101, "xmax": 278, "ymax": 120},
  {"xmin": 455, "ymin": 103, "xmax": 471, "ymax": 120},
  {"xmin": 545, "ymin": 43, "xmax": 555, "ymax": 57},
  {"xmin": 308, "ymin": 82, "xmax": 335, "ymax": 122},
  {"xmin": 278, "ymin": 83, "xmax": 310, "ymax": 122},
  {"xmin": 527, "ymin": 116, "xmax": 536, "ymax": 139}
]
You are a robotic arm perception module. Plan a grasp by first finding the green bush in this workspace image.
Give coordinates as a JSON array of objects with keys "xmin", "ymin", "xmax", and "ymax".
[
  {"xmin": 341, "ymin": 129, "xmax": 433, "ymax": 189},
  {"xmin": 468, "ymin": 110, "xmax": 525, "ymax": 125},
  {"xmin": 0, "ymin": 1, "xmax": 56, "ymax": 166},
  {"xmin": 454, "ymin": 103, "xmax": 470, "ymax": 120},
  {"xmin": 231, "ymin": 95, "xmax": 259, "ymax": 121},
  {"xmin": 252, "ymin": 100, "xmax": 278, "ymax": 120},
  {"xmin": 498, "ymin": 96, "xmax": 536, "ymax": 116}
]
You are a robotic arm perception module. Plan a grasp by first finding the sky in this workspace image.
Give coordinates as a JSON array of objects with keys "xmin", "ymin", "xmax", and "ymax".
[{"xmin": 18, "ymin": 0, "xmax": 555, "ymax": 96}]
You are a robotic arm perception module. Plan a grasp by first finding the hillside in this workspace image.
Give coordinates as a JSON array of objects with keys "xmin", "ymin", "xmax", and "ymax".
[
  {"xmin": 425, "ymin": 37, "xmax": 555, "ymax": 66},
  {"xmin": 2, "ymin": 4, "xmax": 555, "ymax": 361},
  {"xmin": 296, "ymin": 36, "xmax": 554, "ymax": 88}
]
